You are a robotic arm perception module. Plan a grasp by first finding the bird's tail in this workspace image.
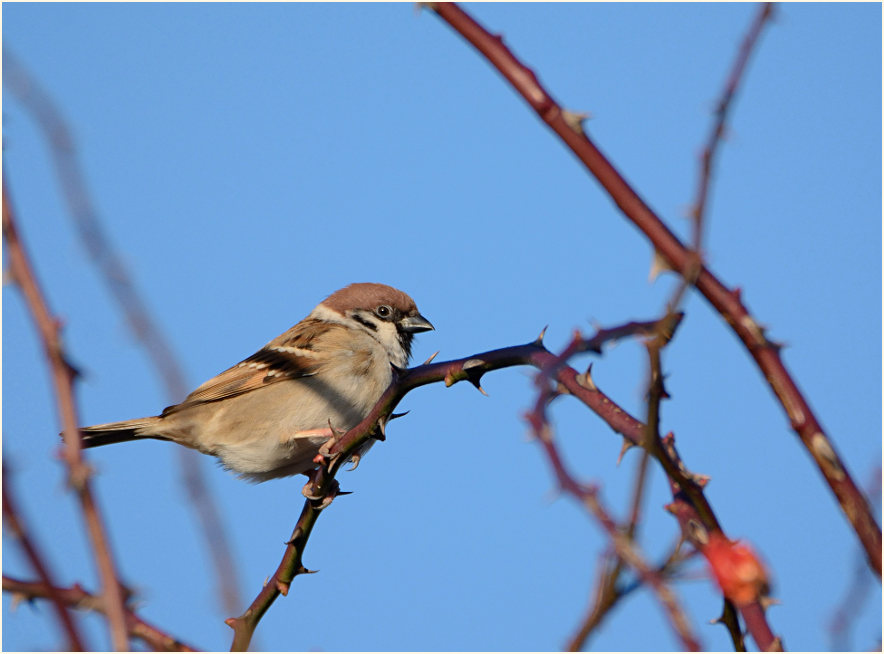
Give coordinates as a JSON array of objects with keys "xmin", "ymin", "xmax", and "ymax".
[{"xmin": 77, "ymin": 416, "xmax": 164, "ymax": 448}]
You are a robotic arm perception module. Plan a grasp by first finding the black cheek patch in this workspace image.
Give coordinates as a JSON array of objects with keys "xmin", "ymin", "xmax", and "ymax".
[{"xmin": 351, "ymin": 314, "xmax": 379, "ymax": 332}]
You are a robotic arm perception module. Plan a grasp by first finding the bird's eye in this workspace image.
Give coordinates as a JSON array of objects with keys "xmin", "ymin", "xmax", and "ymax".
[{"xmin": 376, "ymin": 305, "xmax": 392, "ymax": 319}]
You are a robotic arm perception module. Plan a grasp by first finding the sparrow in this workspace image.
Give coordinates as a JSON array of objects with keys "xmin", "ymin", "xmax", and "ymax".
[{"xmin": 79, "ymin": 283, "xmax": 433, "ymax": 481}]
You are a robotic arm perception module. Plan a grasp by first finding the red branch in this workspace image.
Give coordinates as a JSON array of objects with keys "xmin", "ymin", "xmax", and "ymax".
[
  {"xmin": 2, "ymin": 576, "xmax": 199, "ymax": 652},
  {"xmin": 2, "ymin": 183, "xmax": 130, "ymax": 650},
  {"xmin": 429, "ymin": 0, "xmax": 881, "ymax": 577}
]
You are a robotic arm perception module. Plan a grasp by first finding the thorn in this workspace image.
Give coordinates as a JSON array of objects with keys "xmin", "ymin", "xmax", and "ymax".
[
  {"xmin": 760, "ymin": 595, "xmax": 780, "ymax": 610},
  {"xmin": 297, "ymin": 566, "xmax": 318, "ymax": 575},
  {"xmin": 692, "ymin": 473, "xmax": 711, "ymax": 488},
  {"xmin": 740, "ymin": 315, "xmax": 768, "ymax": 348},
  {"xmin": 535, "ymin": 325, "xmax": 549, "ymax": 344},
  {"xmin": 462, "ymin": 358, "xmax": 485, "ymax": 370},
  {"xmin": 574, "ymin": 365, "xmax": 597, "ymax": 391},
  {"xmin": 422, "ymin": 350, "xmax": 440, "ymax": 365},
  {"xmin": 562, "ymin": 109, "xmax": 591, "ymax": 134},
  {"xmin": 225, "ymin": 617, "xmax": 237, "ymax": 629},
  {"xmin": 686, "ymin": 519, "xmax": 709, "ymax": 546},
  {"xmin": 389, "ymin": 411, "xmax": 410, "ymax": 421},
  {"xmin": 335, "ymin": 490, "xmax": 353, "ymax": 496},
  {"xmin": 470, "ymin": 379, "xmax": 489, "ymax": 396},
  {"xmin": 555, "ymin": 381, "xmax": 571, "ymax": 396},
  {"xmin": 617, "ymin": 438, "xmax": 634, "ymax": 465},
  {"xmin": 664, "ymin": 502, "xmax": 677, "ymax": 515},
  {"xmin": 9, "ymin": 592, "xmax": 28, "ymax": 611},
  {"xmin": 649, "ymin": 250, "xmax": 674, "ymax": 281},
  {"xmin": 262, "ymin": 576, "xmax": 271, "ymax": 587},
  {"xmin": 63, "ymin": 357, "xmax": 83, "ymax": 380},
  {"xmin": 347, "ymin": 453, "xmax": 361, "ymax": 471},
  {"xmin": 731, "ymin": 287, "xmax": 743, "ymax": 303}
]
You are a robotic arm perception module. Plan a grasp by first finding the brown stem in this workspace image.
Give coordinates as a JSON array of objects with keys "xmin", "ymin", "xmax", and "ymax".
[
  {"xmin": 2, "ymin": 576, "xmax": 199, "ymax": 652},
  {"xmin": 2, "ymin": 181, "xmax": 130, "ymax": 650},
  {"xmin": 429, "ymin": 0, "xmax": 881, "ymax": 577}
]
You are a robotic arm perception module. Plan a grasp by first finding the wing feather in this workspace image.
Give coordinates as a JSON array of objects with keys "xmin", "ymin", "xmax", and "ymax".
[{"xmin": 161, "ymin": 318, "xmax": 338, "ymax": 416}]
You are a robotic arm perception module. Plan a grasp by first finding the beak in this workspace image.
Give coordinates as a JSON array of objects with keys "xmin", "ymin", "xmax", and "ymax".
[{"xmin": 400, "ymin": 312, "xmax": 434, "ymax": 333}]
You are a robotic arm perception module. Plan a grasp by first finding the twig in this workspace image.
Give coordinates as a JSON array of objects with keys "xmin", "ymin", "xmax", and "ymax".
[
  {"xmin": 525, "ymin": 388, "xmax": 702, "ymax": 650},
  {"xmin": 2, "ymin": 576, "xmax": 199, "ymax": 652},
  {"xmin": 429, "ymin": 0, "xmax": 881, "ymax": 577},
  {"xmin": 692, "ymin": 3, "xmax": 774, "ymax": 251},
  {"xmin": 3, "ymin": 49, "xmax": 244, "ymax": 618},
  {"xmin": 2, "ymin": 468, "xmax": 87, "ymax": 651},
  {"xmin": 2, "ymin": 181, "xmax": 130, "ymax": 650}
]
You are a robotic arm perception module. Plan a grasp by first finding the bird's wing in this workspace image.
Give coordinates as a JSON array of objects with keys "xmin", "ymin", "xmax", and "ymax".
[{"xmin": 161, "ymin": 318, "xmax": 338, "ymax": 415}]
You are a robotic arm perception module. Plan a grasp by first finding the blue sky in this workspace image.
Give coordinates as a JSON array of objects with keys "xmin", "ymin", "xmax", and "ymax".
[{"xmin": 2, "ymin": 3, "xmax": 881, "ymax": 651}]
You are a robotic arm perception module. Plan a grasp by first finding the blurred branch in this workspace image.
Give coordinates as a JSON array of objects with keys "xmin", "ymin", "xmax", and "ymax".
[
  {"xmin": 566, "ymin": 551, "xmax": 624, "ymax": 651},
  {"xmin": 2, "ymin": 575, "xmax": 199, "ymax": 652},
  {"xmin": 566, "ymin": 538, "xmax": 694, "ymax": 651},
  {"xmin": 3, "ymin": 467, "xmax": 87, "ymax": 651},
  {"xmin": 692, "ymin": 2, "xmax": 774, "ymax": 252},
  {"xmin": 525, "ymin": 378, "xmax": 702, "ymax": 650},
  {"xmin": 428, "ymin": 0, "xmax": 882, "ymax": 577},
  {"xmin": 3, "ymin": 49, "xmax": 244, "ymax": 618},
  {"xmin": 543, "ymin": 327, "xmax": 780, "ymax": 651},
  {"xmin": 2, "ymin": 181, "xmax": 130, "ymax": 650}
]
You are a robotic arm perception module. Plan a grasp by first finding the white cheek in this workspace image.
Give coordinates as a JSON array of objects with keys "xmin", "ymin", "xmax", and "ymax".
[{"xmin": 374, "ymin": 323, "xmax": 408, "ymax": 368}]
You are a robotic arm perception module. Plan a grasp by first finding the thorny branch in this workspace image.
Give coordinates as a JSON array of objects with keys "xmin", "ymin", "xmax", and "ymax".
[
  {"xmin": 229, "ymin": 318, "xmax": 779, "ymax": 650},
  {"xmin": 3, "ymin": 50, "xmax": 244, "ymax": 619},
  {"xmin": 2, "ymin": 576, "xmax": 199, "ymax": 652},
  {"xmin": 3, "ymin": 468, "xmax": 86, "ymax": 651},
  {"xmin": 2, "ymin": 182, "xmax": 131, "ymax": 651},
  {"xmin": 429, "ymin": 0, "xmax": 882, "ymax": 577}
]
